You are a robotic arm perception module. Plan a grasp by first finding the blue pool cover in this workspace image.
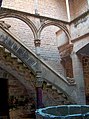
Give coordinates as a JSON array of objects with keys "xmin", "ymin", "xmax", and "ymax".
[{"xmin": 35, "ymin": 105, "xmax": 89, "ymax": 119}]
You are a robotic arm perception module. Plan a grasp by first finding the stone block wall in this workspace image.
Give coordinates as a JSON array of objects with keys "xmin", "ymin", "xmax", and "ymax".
[
  {"xmin": 2, "ymin": 0, "xmax": 89, "ymax": 65},
  {"xmin": 73, "ymin": 35, "xmax": 89, "ymax": 53},
  {"xmin": 82, "ymin": 56, "xmax": 89, "ymax": 95},
  {"xmin": 70, "ymin": 13, "xmax": 89, "ymax": 40},
  {"xmin": 2, "ymin": 0, "xmax": 68, "ymax": 21},
  {"xmin": 56, "ymin": 29, "xmax": 69, "ymax": 47},
  {"xmin": 2, "ymin": 0, "xmax": 34, "ymax": 14},
  {"xmin": 69, "ymin": 0, "xmax": 88, "ymax": 20},
  {"xmin": 8, "ymin": 76, "xmax": 27, "ymax": 98},
  {"xmin": 2, "ymin": 18, "xmax": 60, "ymax": 62},
  {"xmin": 62, "ymin": 57, "xmax": 73, "ymax": 78},
  {"xmin": 1, "ymin": 0, "xmax": 68, "ymax": 65}
]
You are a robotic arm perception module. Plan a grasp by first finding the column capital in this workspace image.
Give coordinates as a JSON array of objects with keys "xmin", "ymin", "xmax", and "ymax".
[{"xmin": 34, "ymin": 39, "xmax": 41, "ymax": 47}]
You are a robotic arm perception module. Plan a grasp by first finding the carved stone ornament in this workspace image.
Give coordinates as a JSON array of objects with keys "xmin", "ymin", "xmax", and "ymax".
[
  {"xmin": 34, "ymin": 39, "xmax": 41, "ymax": 47},
  {"xmin": 0, "ymin": 21, "xmax": 11, "ymax": 29}
]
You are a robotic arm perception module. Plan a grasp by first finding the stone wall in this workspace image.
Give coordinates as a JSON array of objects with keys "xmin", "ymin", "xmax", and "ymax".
[
  {"xmin": 62, "ymin": 57, "xmax": 73, "ymax": 78},
  {"xmin": 1, "ymin": 0, "xmax": 68, "ymax": 65},
  {"xmin": 1, "ymin": 18, "xmax": 60, "ymax": 62},
  {"xmin": 73, "ymin": 35, "xmax": 89, "ymax": 54},
  {"xmin": 69, "ymin": 0, "xmax": 88, "ymax": 20},
  {"xmin": 56, "ymin": 29, "xmax": 69, "ymax": 47},
  {"xmin": 2, "ymin": 0, "xmax": 68, "ymax": 21},
  {"xmin": 82, "ymin": 56, "xmax": 89, "ymax": 96},
  {"xmin": 70, "ymin": 13, "xmax": 89, "ymax": 40},
  {"xmin": 2, "ymin": 0, "xmax": 89, "ymax": 73},
  {"xmin": 8, "ymin": 75, "xmax": 28, "ymax": 99}
]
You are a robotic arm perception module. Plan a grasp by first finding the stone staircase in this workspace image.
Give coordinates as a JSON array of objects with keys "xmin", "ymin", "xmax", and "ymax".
[
  {"xmin": 0, "ymin": 45, "xmax": 36, "ymax": 96},
  {"xmin": 42, "ymin": 82, "xmax": 72, "ymax": 106},
  {"xmin": 0, "ymin": 24, "xmax": 77, "ymax": 103},
  {"xmin": 45, "ymin": 60, "xmax": 65, "ymax": 76},
  {"xmin": 0, "ymin": 44, "xmax": 72, "ymax": 106}
]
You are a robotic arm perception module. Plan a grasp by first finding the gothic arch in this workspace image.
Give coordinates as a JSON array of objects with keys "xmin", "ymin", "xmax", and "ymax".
[
  {"xmin": 0, "ymin": 12, "xmax": 38, "ymax": 39},
  {"xmin": 38, "ymin": 20, "xmax": 71, "ymax": 41}
]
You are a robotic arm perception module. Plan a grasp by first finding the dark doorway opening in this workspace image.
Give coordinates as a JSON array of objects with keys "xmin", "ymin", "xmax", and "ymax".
[{"xmin": 0, "ymin": 78, "xmax": 10, "ymax": 118}]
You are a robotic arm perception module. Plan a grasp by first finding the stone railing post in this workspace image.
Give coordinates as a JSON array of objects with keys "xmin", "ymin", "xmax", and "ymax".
[{"xmin": 34, "ymin": 39, "xmax": 43, "ymax": 108}]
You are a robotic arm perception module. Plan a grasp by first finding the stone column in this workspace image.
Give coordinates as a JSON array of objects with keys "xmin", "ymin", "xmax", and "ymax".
[
  {"xmin": 34, "ymin": 39, "xmax": 43, "ymax": 108},
  {"xmin": 87, "ymin": 0, "xmax": 89, "ymax": 6},
  {"xmin": 71, "ymin": 52, "xmax": 86, "ymax": 104},
  {"xmin": 36, "ymin": 71, "xmax": 43, "ymax": 108},
  {"xmin": 34, "ymin": 0, "xmax": 39, "ymax": 14},
  {"xmin": 66, "ymin": 0, "xmax": 70, "ymax": 22}
]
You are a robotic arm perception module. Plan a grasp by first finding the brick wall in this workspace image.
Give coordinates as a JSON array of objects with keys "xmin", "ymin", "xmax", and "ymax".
[
  {"xmin": 56, "ymin": 29, "xmax": 69, "ymax": 47},
  {"xmin": 2, "ymin": 0, "xmax": 88, "ymax": 62},
  {"xmin": 2, "ymin": 0, "xmax": 34, "ymax": 14},
  {"xmin": 1, "ymin": 0, "xmax": 67, "ymax": 62},
  {"xmin": 2, "ymin": 0, "xmax": 68, "ymax": 21},
  {"xmin": 1, "ymin": 0, "xmax": 89, "ymax": 78},
  {"xmin": 82, "ymin": 56, "xmax": 89, "ymax": 103},
  {"xmin": 2, "ymin": 18, "xmax": 60, "ymax": 62},
  {"xmin": 9, "ymin": 77, "xmax": 28, "ymax": 98},
  {"xmin": 2, "ymin": 18, "xmax": 35, "ymax": 51},
  {"xmin": 69, "ymin": 0, "xmax": 88, "ymax": 20},
  {"xmin": 38, "ymin": 0, "xmax": 67, "ymax": 20},
  {"xmin": 40, "ymin": 25, "xmax": 60, "ymax": 61},
  {"xmin": 64, "ymin": 57, "xmax": 73, "ymax": 78}
]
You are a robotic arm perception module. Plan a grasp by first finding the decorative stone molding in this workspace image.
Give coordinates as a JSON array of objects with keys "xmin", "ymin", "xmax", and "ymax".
[
  {"xmin": 38, "ymin": 20, "xmax": 71, "ymax": 40},
  {"xmin": 0, "ymin": 7, "xmax": 71, "ymax": 43},
  {"xmin": 35, "ymin": 64, "xmax": 42, "ymax": 90},
  {"xmin": 34, "ymin": 39, "xmax": 41, "ymax": 47},
  {"xmin": 0, "ymin": 21, "xmax": 11, "ymax": 29},
  {"xmin": 0, "ymin": 8, "xmax": 38, "ymax": 39},
  {"xmin": 0, "ymin": 9, "xmax": 77, "ymax": 103},
  {"xmin": 66, "ymin": 77, "xmax": 76, "ymax": 85}
]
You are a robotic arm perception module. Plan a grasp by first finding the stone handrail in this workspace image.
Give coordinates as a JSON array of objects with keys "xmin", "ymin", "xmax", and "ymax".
[{"xmin": 0, "ymin": 25, "xmax": 76, "ymax": 103}]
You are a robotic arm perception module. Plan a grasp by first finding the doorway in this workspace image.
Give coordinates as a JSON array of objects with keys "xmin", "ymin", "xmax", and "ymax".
[{"xmin": 0, "ymin": 78, "xmax": 9, "ymax": 118}]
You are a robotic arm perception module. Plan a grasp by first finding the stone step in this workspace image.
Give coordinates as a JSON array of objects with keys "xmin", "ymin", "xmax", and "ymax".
[
  {"xmin": 1, "ymin": 44, "xmax": 71, "ymax": 106},
  {"xmin": 0, "ymin": 26, "xmax": 76, "ymax": 103},
  {"xmin": 52, "ymin": 86, "xmax": 57, "ymax": 90},
  {"xmin": 5, "ymin": 48, "xmax": 10, "ymax": 53},
  {"xmin": 17, "ymin": 58, "xmax": 23, "ymax": 63},
  {"xmin": 0, "ymin": 45, "xmax": 3, "ymax": 48},
  {"xmin": 11, "ymin": 53, "xmax": 17, "ymax": 58}
]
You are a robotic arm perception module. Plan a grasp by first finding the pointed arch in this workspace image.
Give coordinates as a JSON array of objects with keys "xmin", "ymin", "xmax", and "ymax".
[
  {"xmin": 0, "ymin": 12, "xmax": 38, "ymax": 39},
  {"xmin": 38, "ymin": 20, "xmax": 71, "ymax": 41}
]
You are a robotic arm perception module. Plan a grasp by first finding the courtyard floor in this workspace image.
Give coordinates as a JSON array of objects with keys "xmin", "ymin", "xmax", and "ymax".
[{"xmin": 9, "ymin": 106, "xmax": 35, "ymax": 119}]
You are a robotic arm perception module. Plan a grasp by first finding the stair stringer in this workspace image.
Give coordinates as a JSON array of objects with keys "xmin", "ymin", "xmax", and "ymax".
[
  {"xmin": 0, "ymin": 47, "xmax": 72, "ymax": 106},
  {"xmin": 0, "ymin": 46, "xmax": 36, "ymax": 100},
  {"xmin": 0, "ymin": 59, "xmax": 36, "ymax": 99},
  {"xmin": 0, "ymin": 26, "xmax": 77, "ymax": 103}
]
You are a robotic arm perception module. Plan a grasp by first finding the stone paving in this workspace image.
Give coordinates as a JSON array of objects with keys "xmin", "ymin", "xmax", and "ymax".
[{"xmin": 9, "ymin": 106, "xmax": 35, "ymax": 119}]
